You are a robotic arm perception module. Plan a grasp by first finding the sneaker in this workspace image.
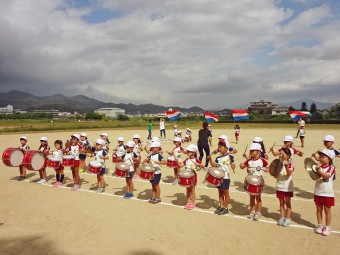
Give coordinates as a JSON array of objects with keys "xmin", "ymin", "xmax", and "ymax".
[
  {"xmin": 277, "ymin": 218, "xmax": 285, "ymax": 226},
  {"xmin": 71, "ymin": 185, "xmax": 79, "ymax": 191},
  {"xmin": 187, "ymin": 203, "xmax": 195, "ymax": 210},
  {"xmin": 37, "ymin": 179, "xmax": 46, "ymax": 184},
  {"xmin": 56, "ymin": 182, "xmax": 63, "ymax": 187},
  {"xmin": 151, "ymin": 197, "xmax": 161, "ymax": 204},
  {"xmin": 214, "ymin": 207, "xmax": 223, "ymax": 214},
  {"xmin": 247, "ymin": 211, "xmax": 255, "ymax": 219},
  {"xmin": 172, "ymin": 179, "xmax": 179, "ymax": 185},
  {"xmin": 253, "ymin": 212, "xmax": 261, "ymax": 221},
  {"xmin": 321, "ymin": 226, "xmax": 331, "ymax": 236},
  {"xmin": 97, "ymin": 188, "xmax": 104, "ymax": 193},
  {"xmin": 218, "ymin": 208, "xmax": 229, "ymax": 215},
  {"xmin": 184, "ymin": 203, "xmax": 191, "ymax": 209},
  {"xmin": 148, "ymin": 197, "xmax": 155, "ymax": 203},
  {"xmin": 314, "ymin": 224, "xmax": 323, "ymax": 234},
  {"xmin": 282, "ymin": 219, "xmax": 291, "ymax": 227},
  {"xmin": 18, "ymin": 176, "xmax": 26, "ymax": 181},
  {"xmin": 123, "ymin": 193, "xmax": 130, "ymax": 198},
  {"xmin": 53, "ymin": 182, "xmax": 60, "ymax": 187}
]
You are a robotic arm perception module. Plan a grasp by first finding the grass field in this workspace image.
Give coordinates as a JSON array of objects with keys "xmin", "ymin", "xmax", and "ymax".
[{"xmin": 0, "ymin": 119, "xmax": 339, "ymax": 134}]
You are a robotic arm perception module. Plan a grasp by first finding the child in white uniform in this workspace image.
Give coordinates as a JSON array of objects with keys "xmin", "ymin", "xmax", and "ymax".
[
  {"xmin": 313, "ymin": 149, "xmax": 336, "ymax": 236},
  {"xmin": 275, "ymin": 147, "xmax": 294, "ymax": 227}
]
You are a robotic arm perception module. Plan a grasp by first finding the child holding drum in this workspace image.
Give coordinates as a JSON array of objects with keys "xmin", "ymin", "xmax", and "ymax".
[
  {"xmin": 37, "ymin": 137, "xmax": 50, "ymax": 184},
  {"xmin": 240, "ymin": 143, "xmax": 269, "ymax": 221},
  {"xmin": 49, "ymin": 140, "xmax": 65, "ymax": 187},
  {"xmin": 68, "ymin": 134, "xmax": 82, "ymax": 191},
  {"xmin": 79, "ymin": 133, "xmax": 89, "ymax": 173},
  {"xmin": 142, "ymin": 141, "xmax": 166, "ymax": 204},
  {"xmin": 18, "ymin": 136, "xmax": 30, "ymax": 181},
  {"xmin": 313, "ymin": 149, "xmax": 336, "ymax": 236},
  {"xmin": 90, "ymin": 139, "xmax": 109, "ymax": 193},
  {"xmin": 166, "ymin": 137, "xmax": 184, "ymax": 185},
  {"xmin": 132, "ymin": 134, "xmax": 143, "ymax": 178},
  {"xmin": 112, "ymin": 137, "xmax": 126, "ymax": 162},
  {"xmin": 177, "ymin": 144, "xmax": 204, "ymax": 210},
  {"xmin": 122, "ymin": 141, "xmax": 140, "ymax": 198},
  {"xmin": 275, "ymin": 148, "xmax": 294, "ymax": 227},
  {"xmin": 208, "ymin": 139, "xmax": 235, "ymax": 215}
]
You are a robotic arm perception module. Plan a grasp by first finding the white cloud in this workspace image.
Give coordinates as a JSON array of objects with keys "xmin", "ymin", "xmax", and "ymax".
[{"xmin": 0, "ymin": 0, "xmax": 339, "ymax": 108}]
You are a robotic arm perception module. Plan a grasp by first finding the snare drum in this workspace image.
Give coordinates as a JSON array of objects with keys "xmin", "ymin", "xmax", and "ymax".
[
  {"xmin": 205, "ymin": 167, "xmax": 224, "ymax": 186},
  {"xmin": 2, "ymin": 147, "xmax": 25, "ymax": 167},
  {"xmin": 114, "ymin": 162, "xmax": 130, "ymax": 177},
  {"xmin": 62, "ymin": 155, "xmax": 75, "ymax": 167},
  {"xmin": 244, "ymin": 175, "xmax": 264, "ymax": 195},
  {"xmin": 178, "ymin": 170, "xmax": 194, "ymax": 187},
  {"xmin": 47, "ymin": 156, "xmax": 61, "ymax": 168},
  {"xmin": 23, "ymin": 150, "xmax": 45, "ymax": 171},
  {"xmin": 88, "ymin": 160, "xmax": 103, "ymax": 174},
  {"xmin": 139, "ymin": 164, "xmax": 155, "ymax": 180},
  {"xmin": 112, "ymin": 156, "xmax": 122, "ymax": 163},
  {"xmin": 167, "ymin": 157, "xmax": 179, "ymax": 168}
]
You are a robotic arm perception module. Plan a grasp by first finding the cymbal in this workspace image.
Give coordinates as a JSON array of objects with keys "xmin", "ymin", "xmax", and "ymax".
[
  {"xmin": 269, "ymin": 159, "xmax": 282, "ymax": 178},
  {"xmin": 304, "ymin": 158, "xmax": 321, "ymax": 180}
]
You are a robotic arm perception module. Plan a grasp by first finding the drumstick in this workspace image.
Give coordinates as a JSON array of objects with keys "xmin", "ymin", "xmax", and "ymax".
[
  {"xmin": 272, "ymin": 142, "xmax": 276, "ymax": 147},
  {"xmin": 244, "ymin": 144, "xmax": 248, "ymax": 153}
]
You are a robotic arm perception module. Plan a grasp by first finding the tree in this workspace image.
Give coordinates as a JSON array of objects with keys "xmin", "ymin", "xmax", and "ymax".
[
  {"xmin": 311, "ymin": 111, "xmax": 323, "ymax": 121},
  {"xmin": 288, "ymin": 105, "xmax": 295, "ymax": 111},
  {"xmin": 326, "ymin": 103, "xmax": 340, "ymax": 119},
  {"xmin": 300, "ymin": 102, "xmax": 308, "ymax": 111},
  {"xmin": 85, "ymin": 112, "xmax": 103, "ymax": 120},
  {"xmin": 117, "ymin": 114, "xmax": 129, "ymax": 121},
  {"xmin": 310, "ymin": 103, "xmax": 317, "ymax": 114}
]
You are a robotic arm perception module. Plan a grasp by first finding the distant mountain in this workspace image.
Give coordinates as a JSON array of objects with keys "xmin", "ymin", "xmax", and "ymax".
[
  {"xmin": 0, "ymin": 90, "xmax": 204, "ymax": 114},
  {"xmin": 278, "ymin": 99, "xmax": 335, "ymax": 110}
]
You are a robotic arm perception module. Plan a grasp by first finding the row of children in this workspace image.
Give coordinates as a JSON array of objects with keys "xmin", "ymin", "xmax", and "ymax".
[{"xmin": 15, "ymin": 132, "xmax": 338, "ymax": 236}]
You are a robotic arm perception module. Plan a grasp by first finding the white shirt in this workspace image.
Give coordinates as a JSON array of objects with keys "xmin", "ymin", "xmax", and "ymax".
[
  {"xmin": 123, "ymin": 152, "xmax": 138, "ymax": 172},
  {"xmin": 314, "ymin": 165, "xmax": 335, "ymax": 197},
  {"xmin": 172, "ymin": 146, "xmax": 184, "ymax": 163},
  {"xmin": 215, "ymin": 154, "xmax": 235, "ymax": 179},
  {"xmin": 243, "ymin": 157, "xmax": 268, "ymax": 177},
  {"xmin": 147, "ymin": 153, "xmax": 164, "ymax": 174},
  {"xmin": 94, "ymin": 149, "xmax": 107, "ymax": 168},
  {"xmin": 160, "ymin": 121, "xmax": 165, "ymax": 130},
  {"xmin": 69, "ymin": 144, "xmax": 80, "ymax": 160},
  {"xmin": 116, "ymin": 144, "xmax": 126, "ymax": 157},
  {"xmin": 298, "ymin": 119, "xmax": 305, "ymax": 127},
  {"xmin": 276, "ymin": 162, "xmax": 294, "ymax": 192},
  {"xmin": 52, "ymin": 149, "xmax": 64, "ymax": 163},
  {"xmin": 183, "ymin": 157, "xmax": 202, "ymax": 172},
  {"xmin": 19, "ymin": 144, "xmax": 30, "ymax": 151}
]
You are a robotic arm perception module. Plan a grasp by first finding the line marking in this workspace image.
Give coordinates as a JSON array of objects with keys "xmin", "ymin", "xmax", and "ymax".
[{"xmin": 22, "ymin": 179, "xmax": 340, "ymax": 235}]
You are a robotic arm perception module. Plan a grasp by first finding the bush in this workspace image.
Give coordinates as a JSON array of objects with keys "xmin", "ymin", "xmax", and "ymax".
[
  {"xmin": 85, "ymin": 112, "xmax": 103, "ymax": 120},
  {"xmin": 117, "ymin": 114, "xmax": 129, "ymax": 121}
]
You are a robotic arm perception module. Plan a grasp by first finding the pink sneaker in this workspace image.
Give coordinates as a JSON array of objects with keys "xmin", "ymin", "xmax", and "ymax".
[
  {"xmin": 321, "ymin": 226, "xmax": 331, "ymax": 236},
  {"xmin": 314, "ymin": 224, "xmax": 323, "ymax": 234},
  {"xmin": 53, "ymin": 182, "xmax": 59, "ymax": 187},
  {"xmin": 57, "ymin": 182, "xmax": 63, "ymax": 187},
  {"xmin": 188, "ymin": 203, "xmax": 196, "ymax": 210},
  {"xmin": 184, "ymin": 203, "xmax": 191, "ymax": 209}
]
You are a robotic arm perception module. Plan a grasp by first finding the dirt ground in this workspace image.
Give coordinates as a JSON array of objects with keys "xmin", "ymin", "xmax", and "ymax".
[{"xmin": 0, "ymin": 126, "xmax": 339, "ymax": 255}]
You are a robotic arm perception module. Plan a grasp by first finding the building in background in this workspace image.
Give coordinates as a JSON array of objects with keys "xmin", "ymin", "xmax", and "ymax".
[
  {"xmin": 250, "ymin": 100, "xmax": 278, "ymax": 114},
  {"xmin": 272, "ymin": 106, "xmax": 289, "ymax": 115},
  {"xmin": 95, "ymin": 107, "xmax": 125, "ymax": 118},
  {"xmin": 0, "ymin": 105, "xmax": 14, "ymax": 114}
]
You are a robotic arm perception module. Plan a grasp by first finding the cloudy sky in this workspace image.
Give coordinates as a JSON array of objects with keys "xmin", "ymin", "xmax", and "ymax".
[{"xmin": 0, "ymin": 0, "xmax": 339, "ymax": 108}]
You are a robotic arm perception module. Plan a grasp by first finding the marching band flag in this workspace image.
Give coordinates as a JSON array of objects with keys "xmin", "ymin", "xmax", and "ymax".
[
  {"xmin": 204, "ymin": 111, "xmax": 219, "ymax": 122},
  {"xmin": 289, "ymin": 111, "xmax": 311, "ymax": 122},
  {"xmin": 231, "ymin": 109, "xmax": 249, "ymax": 121},
  {"xmin": 166, "ymin": 108, "xmax": 182, "ymax": 122}
]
